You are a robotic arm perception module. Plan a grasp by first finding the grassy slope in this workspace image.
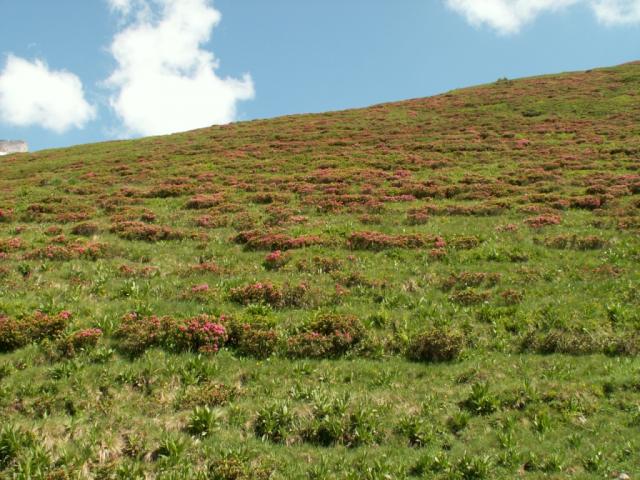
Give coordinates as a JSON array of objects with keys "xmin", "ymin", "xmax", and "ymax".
[{"xmin": 0, "ymin": 62, "xmax": 639, "ymax": 478}]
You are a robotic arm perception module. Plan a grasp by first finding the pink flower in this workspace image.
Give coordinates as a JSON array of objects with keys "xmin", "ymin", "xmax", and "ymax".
[
  {"xmin": 434, "ymin": 237, "xmax": 447, "ymax": 248},
  {"xmin": 191, "ymin": 284, "xmax": 210, "ymax": 293}
]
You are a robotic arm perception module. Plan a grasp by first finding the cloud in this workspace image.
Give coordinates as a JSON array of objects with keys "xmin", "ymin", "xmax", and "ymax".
[
  {"xmin": 592, "ymin": 0, "xmax": 640, "ymax": 24},
  {"xmin": 106, "ymin": 0, "xmax": 255, "ymax": 137},
  {"xmin": 108, "ymin": 0, "xmax": 132, "ymax": 13},
  {"xmin": 0, "ymin": 55, "xmax": 95, "ymax": 133},
  {"xmin": 445, "ymin": 0, "xmax": 640, "ymax": 34}
]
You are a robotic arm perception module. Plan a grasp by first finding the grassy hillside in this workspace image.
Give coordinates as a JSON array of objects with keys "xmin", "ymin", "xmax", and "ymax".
[{"xmin": 0, "ymin": 62, "xmax": 639, "ymax": 479}]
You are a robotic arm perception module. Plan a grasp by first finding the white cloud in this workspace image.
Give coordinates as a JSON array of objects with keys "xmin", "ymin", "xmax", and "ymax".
[
  {"xmin": 108, "ymin": 0, "xmax": 132, "ymax": 12},
  {"xmin": 106, "ymin": 0, "xmax": 255, "ymax": 137},
  {"xmin": 0, "ymin": 55, "xmax": 95, "ymax": 133},
  {"xmin": 592, "ymin": 0, "xmax": 640, "ymax": 24},
  {"xmin": 445, "ymin": 0, "xmax": 640, "ymax": 34}
]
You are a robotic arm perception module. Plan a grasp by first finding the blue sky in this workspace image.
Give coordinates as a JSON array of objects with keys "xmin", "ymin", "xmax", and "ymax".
[{"xmin": 0, "ymin": 0, "xmax": 639, "ymax": 151}]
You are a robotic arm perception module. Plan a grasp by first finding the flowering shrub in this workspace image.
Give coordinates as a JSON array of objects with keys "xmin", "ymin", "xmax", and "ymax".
[
  {"xmin": 146, "ymin": 183, "xmax": 194, "ymax": 198},
  {"xmin": 44, "ymin": 226, "xmax": 63, "ymax": 236},
  {"xmin": 449, "ymin": 289, "xmax": 491, "ymax": 306},
  {"xmin": 0, "ymin": 311, "xmax": 70, "ymax": 352},
  {"xmin": 525, "ymin": 214, "xmax": 561, "ymax": 229},
  {"xmin": 234, "ymin": 230, "xmax": 323, "ymax": 251},
  {"xmin": 347, "ymin": 231, "xmax": 438, "ymax": 251},
  {"xmin": 56, "ymin": 212, "xmax": 92, "ymax": 224},
  {"xmin": 449, "ymin": 235, "xmax": 482, "ymax": 250},
  {"xmin": 115, "ymin": 313, "xmax": 227, "ymax": 355},
  {"xmin": 496, "ymin": 223, "xmax": 519, "ymax": 232},
  {"xmin": 23, "ymin": 242, "xmax": 109, "ymax": 261},
  {"xmin": 119, "ymin": 264, "xmax": 159, "ymax": 278},
  {"xmin": 407, "ymin": 327, "xmax": 465, "ymax": 362},
  {"xmin": 173, "ymin": 315, "xmax": 228, "ymax": 354},
  {"xmin": 58, "ymin": 328, "xmax": 102, "ymax": 357},
  {"xmin": 263, "ymin": 250, "xmax": 289, "ymax": 271},
  {"xmin": 500, "ymin": 289, "xmax": 524, "ymax": 305},
  {"xmin": 196, "ymin": 215, "xmax": 227, "ymax": 229},
  {"xmin": 544, "ymin": 234, "xmax": 608, "ymax": 250},
  {"xmin": 405, "ymin": 210, "xmax": 430, "ymax": 225},
  {"xmin": 522, "ymin": 329, "xmax": 606, "ymax": 355},
  {"xmin": 429, "ymin": 248, "xmax": 447, "ymax": 260},
  {"xmin": 70, "ymin": 222, "xmax": 99, "ymax": 236},
  {"xmin": 185, "ymin": 194, "xmax": 224, "ymax": 209},
  {"xmin": 440, "ymin": 272, "xmax": 500, "ymax": 291},
  {"xmin": 0, "ymin": 208, "xmax": 14, "ymax": 223},
  {"xmin": 251, "ymin": 192, "xmax": 289, "ymax": 204},
  {"xmin": 358, "ymin": 214, "xmax": 382, "ymax": 225},
  {"xmin": 570, "ymin": 196, "xmax": 602, "ymax": 210},
  {"xmin": 139, "ymin": 209, "xmax": 156, "ymax": 223},
  {"xmin": 114, "ymin": 313, "xmax": 175, "ymax": 355},
  {"xmin": 285, "ymin": 332, "xmax": 335, "ymax": 359},
  {"xmin": 191, "ymin": 284, "xmax": 210, "ymax": 293},
  {"xmin": 229, "ymin": 282, "xmax": 311, "ymax": 308},
  {"xmin": 110, "ymin": 221, "xmax": 185, "ymax": 242},
  {"xmin": 0, "ymin": 238, "xmax": 22, "ymax": 253},
  {"xmin": 191, "ymin": 262, "xmax": 223, "ymax": 274},
  {"xmin": 182, "ymin": 284, "xmax": 214, "ymax": 302},
  {"xmin": 226, "ymin": 320, "xmax": 280, "ymax": 359},
  {"xmin": 229, "ymin": 282, "xmax": 284, "ymax": 307},
  {"xmin": 286, "ymin": 314, "xmax": 365, "ymax": 359},
  {"xmin": 296, "ymin": 256, "xmax": 343, "ymax": 273}
]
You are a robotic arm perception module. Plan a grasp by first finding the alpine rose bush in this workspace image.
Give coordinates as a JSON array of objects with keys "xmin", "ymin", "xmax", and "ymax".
[
  {"xmin": 115, "ymin": 313, "xmax": 227, "ymax": 355},
  {"xmin": 0, "ymin": 208, "xmax": 14, "ymax": 223},
  {"xmin": 173, "ymin": 315, "xmax": 228, "ymax": 353},
  {"xmin": 0, "ymin": 311, "xmax": 70, "ymax": 352},
  {"xmin": 263, "ymin": 250, "xmax": 290, "ymax": 271},
  {"xmin": 229, "ymin": 282, "xmax": 311, "ymax": 308},
  {"xmin": 226, "ymin": 320, "xmax": 280, "ymax": 359},
  {"xmin": 58, "ymin": 328, "xmax": 103, "ymax": 357},
  {"xmin": 286, "ymin": 314, "xmax": 365, "ymax": 358},
  {"xmin": 115, "ymin": 313, "xmax": 176, "ymax": 355},
  {"xmin": 407, "ymin": 327, "xmax": 465, "ymax": 362}
]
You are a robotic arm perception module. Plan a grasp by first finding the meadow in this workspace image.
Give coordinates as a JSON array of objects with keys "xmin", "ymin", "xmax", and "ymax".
[{"xmin": 0, "ymin": 62, "xmax": 639, "ymax": 479}]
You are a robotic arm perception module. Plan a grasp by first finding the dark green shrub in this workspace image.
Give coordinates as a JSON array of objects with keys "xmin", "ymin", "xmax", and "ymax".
[
  {"xmin": 407, "ymin": 327, "xmax": 465, "ymax": 362},
  {"xmin": 114, "ymin": 313, "xmax": 176, "ymax": 355},
  {"xmin": 449, "ymin": 288, "xmax": 491, "ymax": 306},
  {"xmin": 522, "ymin": 329, "xmax": 604, "ymax": 355},
  {"xmin": 70, "ymin": 222, "xmax": 99, "ymax": 236},
  {"xmin": 226, "ymin": 320, "xmax": 279, "ymax": 359},
  {"xmin": 286, "ymin": 314, "xmax": 366, "ymax": 359}
]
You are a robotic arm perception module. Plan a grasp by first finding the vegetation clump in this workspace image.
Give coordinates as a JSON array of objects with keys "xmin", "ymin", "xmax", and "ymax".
[{"xmin": 407, "ymin": 327, "xmax": 465, "ymax": 362}]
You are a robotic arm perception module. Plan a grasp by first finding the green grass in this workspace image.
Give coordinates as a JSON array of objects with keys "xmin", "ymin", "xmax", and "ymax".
[{"xmin": 0, "ymin": 61, "xmax": 639, "ymax": 478}]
